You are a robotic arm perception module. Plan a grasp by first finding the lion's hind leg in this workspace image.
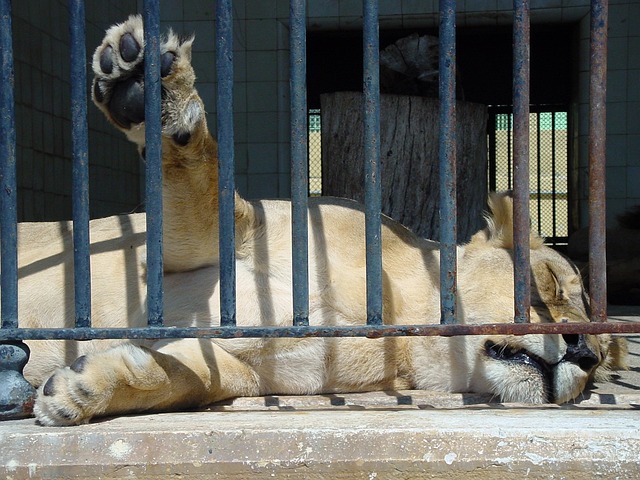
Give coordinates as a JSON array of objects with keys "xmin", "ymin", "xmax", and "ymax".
[{"xmin": 33, "ymin": 340, "xmax": 260, "ymax": 426}]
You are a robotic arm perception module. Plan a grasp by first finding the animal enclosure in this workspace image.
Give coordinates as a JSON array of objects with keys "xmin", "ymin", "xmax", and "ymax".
[{"xmin": 0, "ymin": 0, "xmax": 638, "ymax": 424}]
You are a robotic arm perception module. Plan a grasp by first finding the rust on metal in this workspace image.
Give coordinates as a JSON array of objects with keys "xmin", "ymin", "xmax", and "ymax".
[
  {"xmin": 1, "ymin": 321, "xmax": 639, "ymax": 342},
  {"xmin": 438, "ymin": 0, "xmax": 458, "ymax": 325},
  {"xmin": 512, "ymin": 0, "xmax": 531, "ymax": 324},
  {"xmin": 588, "ymin": 0, "xmax": 608, "ymax": 322}
]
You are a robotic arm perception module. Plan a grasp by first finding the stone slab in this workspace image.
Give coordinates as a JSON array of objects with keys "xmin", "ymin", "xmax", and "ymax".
[{"xmin": 1, "ymin": 399, "xmax": 640, "ymax": 479}]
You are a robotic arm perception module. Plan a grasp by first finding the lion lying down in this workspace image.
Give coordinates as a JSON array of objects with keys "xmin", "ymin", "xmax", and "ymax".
[{"xmin": 16, "ymin": 16, "xmax": 625, "ymax": 426}]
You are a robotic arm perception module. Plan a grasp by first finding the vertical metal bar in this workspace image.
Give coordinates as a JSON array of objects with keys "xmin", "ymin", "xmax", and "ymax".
[
  {"xmin": 551, "ymin": 112, "xmax": 557, "ymax": 240},
  {"xmin": 0, "ymin": 0, "xmax": 36, "ymax": 421},
  {"xmin": 143, "ymin": 0, "xmax": 164, "ymax": 326},
  {"xmin": 0, "ymin": 0, "xmax": 18, "ymax": 328},
  {"xmin": 507, "ymin": 115, "xmax": 512, "ymax": 190},
  {"xmin": 536, "ymin": 112, "xmax": 541, "ymax": 236},
  {"xmin": 290, "ymin": 0, "xmax": 309, "ymax": 326},
  {"xmin": 363, "ymin": 0, "xmax": 382, "ymax": 326},
  {"xmin": 588, "ymin": 0, "xmax": 608, "ymax": 322},
  {"xmin": 69, "ymin": 0, "xmax": 91, "ymax": 328},
  {"xmin": 216, "ymin": 0, "xmax": 236, "ymax": 326},
  {"xmin": 488, "ymin": 112, "xmax": 497, "ymax": 192},
  {"xmin": 512, "ymin": 0, "xmax": 531, "ymax": 323},
  {"xmin": 439, "ymin": 0, "xmax": 457, "ymax": 325}
]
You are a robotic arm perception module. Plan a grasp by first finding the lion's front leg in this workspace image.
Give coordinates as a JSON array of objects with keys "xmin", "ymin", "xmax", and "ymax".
[
  {"xmin": 91, "ymin": 15, "xmax": 231, "ymax": 272},
  {"xmin": 34, "ymin": 340, "xmax": 260, "ymax": 426}
]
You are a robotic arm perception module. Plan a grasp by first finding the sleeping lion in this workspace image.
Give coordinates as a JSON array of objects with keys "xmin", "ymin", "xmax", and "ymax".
[{"xmin": 14, "ymin": 16, "xmax": 626, "ymax": 426}]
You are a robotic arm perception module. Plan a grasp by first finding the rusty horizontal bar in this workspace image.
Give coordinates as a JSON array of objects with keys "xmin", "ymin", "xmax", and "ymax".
[{"xmin": 1, "ymin": 321, "xmax": 638, "ymax": 341}]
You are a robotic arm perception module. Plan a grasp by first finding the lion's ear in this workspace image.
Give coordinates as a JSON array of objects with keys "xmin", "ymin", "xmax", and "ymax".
[{"xmin": 484, "ymin": 192, "xmax": 544, "ymax": 250}]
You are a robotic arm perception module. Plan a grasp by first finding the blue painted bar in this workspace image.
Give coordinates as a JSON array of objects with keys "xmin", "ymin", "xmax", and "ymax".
[
  {"xmin": 290, "ymin": 0, "xmax": 310, "ymax": 327},
  {"xmin": 362, "ymin": 0, "xmax": 383, "ymax": 326},
  {"xmin": 143, "ymin": 0, "xmax": 164, "ymax": 326},
  {"xmin": 216, "ymin": 0, "xmax": 237, "ymax": 326},
  {"xmin": 69, "ymin": 0, "xmax": 92, "ymax": 328},
  {"xmin": 512, "ymin": 0, "xmax": 531, "ymax": 323},
  {"xmin": 0, "ymin": 0, "xmax": 36, "ymax": 421},
  {"xmin": 588, "ymin": 0, "xmax": 608, "ymax": 322},
  {"xmin": 438, "ymin": 0, "xmax": 457, "ymax": 325},
  {"xmin": 0, "ymin": 0, "xmax": 18, "ymax": 328}
]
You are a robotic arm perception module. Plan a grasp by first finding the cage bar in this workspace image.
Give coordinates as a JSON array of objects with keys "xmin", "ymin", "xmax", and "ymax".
[
  {"xmin": 536, "ymin": 112, "xmax": 542, "ymax": 235},
  {"xmin": 512, "ymin": 0, "xmax": 531, "ymax": 323},
  {"xmin": 0, "ymin": 0, "xmax": 18, "ymax": 328},
  {"xmin": 551, "ymin": 112, "xmax": 558, "ymax": 240},
  {"xmin": 1, "ymin": 320, "xmax": 638, "ymax": 342},
  {"xmin": 69, "ymin": 0, "xmax": 92, "ymax": 328},
  {"xmin": 362, "ymin": 0, "xmax": 383, "ymax": 326},
  {"xmin": 588, "ymin": 0, "xmax": 608, "ymax": 323},
  {"xmin": 438, "ymin": 0, "xmax": 457, "ymax": 325},
  {"xmin": 143, "ymin": 0, "xmax": 164, "ymax": 327},
  {"xmin": 216, "ymin": 0, "xmax": 237, "ymax": 326},
  {"xmin": 0, "ymin": 0, "xmax": 36, "ymax": 421},
  {"xmin": 290, "ymin": 0, "xmax": 310, "ymax": 327}
]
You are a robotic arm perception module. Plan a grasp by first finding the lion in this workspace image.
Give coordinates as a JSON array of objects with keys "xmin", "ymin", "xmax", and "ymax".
[{"xmin": 10, "ymin": 16, "xmax": 624, "ymax": 426}]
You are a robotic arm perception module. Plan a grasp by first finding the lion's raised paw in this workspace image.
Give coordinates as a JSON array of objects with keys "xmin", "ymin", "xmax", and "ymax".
[{"xmin": 91, "ymin": 15, "xmax": 203, "ymax": 147}]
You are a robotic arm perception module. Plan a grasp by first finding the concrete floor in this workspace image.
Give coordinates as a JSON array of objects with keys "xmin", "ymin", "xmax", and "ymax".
[
  {"xmin": 1, "ymin": 306, "xmax": 639, "ymax": 479},
  {"xmin": 593, "ymin": 304, "xmax": 640, "ymax": 397}
]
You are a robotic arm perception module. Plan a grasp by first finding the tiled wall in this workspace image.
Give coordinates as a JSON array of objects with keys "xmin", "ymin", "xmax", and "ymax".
[
  {"xmin": 13, "ymin": 0, "xmax": 142, "ymax": 221},
  {"xmin": 154, "ymin": 0, "xmax": 294, "ymax": 198},
  {"xmin": 576, "ymin": 1, "xmax": 640, "ymax": 226},
  {"xmin": 148, "ymin": 0, "xmax": 639, "ymax": 229},
  {"xmin": 15, "ymin": 1, "xmax": 638, "ymax": 228}
]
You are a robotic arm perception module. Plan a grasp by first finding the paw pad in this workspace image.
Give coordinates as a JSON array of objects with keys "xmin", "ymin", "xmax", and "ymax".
[
  {"xmin": 70, "ymin": 355, "xmax": 88, "ymax": 373},
  {"xmin": 161, "ymin": 51, "xmax": 176, "ymax": 77},
  {"xmin": 119, "ymin": 32, "xmax": 141, "ymax": 63},
  {"xmin": 109, "ymin": 77, "xmax": 146, "ymax": 128},
  {"xmin": 43, "ymin": 376, "xmax": 56, "ymax": 397},
  {"xmin": 100, "ymin": 46, "xmax": 114, "ymax": 74}
]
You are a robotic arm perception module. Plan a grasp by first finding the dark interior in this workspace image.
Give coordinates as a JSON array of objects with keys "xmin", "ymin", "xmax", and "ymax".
[{"xmin": 307, "ymin": 24, "xmax": 575, "ymax": 108}]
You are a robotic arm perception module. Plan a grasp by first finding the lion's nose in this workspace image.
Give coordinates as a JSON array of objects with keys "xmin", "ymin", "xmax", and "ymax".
[{"xmin": 562, "ymin": 334, "xmax": 599, "ymax": 371}]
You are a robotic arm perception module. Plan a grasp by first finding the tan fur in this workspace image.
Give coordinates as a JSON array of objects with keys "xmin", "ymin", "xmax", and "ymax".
[{"xmin": 17, "ymin": 17, "xmax": 626, "ymax": 426}]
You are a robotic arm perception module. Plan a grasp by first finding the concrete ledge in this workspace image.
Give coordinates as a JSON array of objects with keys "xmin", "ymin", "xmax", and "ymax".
[{"xmin": 2, "ymin": 391, "xmax": 640, "ymax": 479}]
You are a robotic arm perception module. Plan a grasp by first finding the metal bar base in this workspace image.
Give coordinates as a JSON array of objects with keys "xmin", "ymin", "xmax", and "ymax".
[{"xmin": 0, "ymin": 342, "xmax": 36, "ymax": 420}]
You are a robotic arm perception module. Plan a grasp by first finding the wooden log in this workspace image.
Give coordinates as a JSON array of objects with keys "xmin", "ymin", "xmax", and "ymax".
[{"xmin": 320, "ymin": 92, "xmax": 488, "ymax": 242}]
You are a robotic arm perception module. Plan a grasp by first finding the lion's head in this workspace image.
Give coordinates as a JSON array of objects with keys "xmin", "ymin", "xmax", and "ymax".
[{"xmin": 457, "ymin": 193, "xmax": 627, "ymax": 404}]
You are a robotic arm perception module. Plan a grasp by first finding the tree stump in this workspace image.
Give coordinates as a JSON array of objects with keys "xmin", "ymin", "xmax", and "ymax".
[{"xmin": 320, "ymin": 92, "xmax": 488, "ymax": 242}]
